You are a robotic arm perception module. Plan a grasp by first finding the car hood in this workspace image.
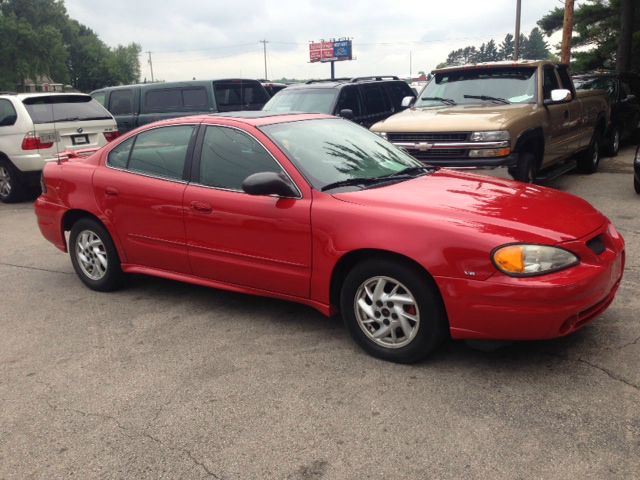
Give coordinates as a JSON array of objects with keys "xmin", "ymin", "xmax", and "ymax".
[
  {"xmin": 332, "ymin": 170, "xmax": 605, "ymax": 244},
  {"xmin": 371, "ymin": 103, "xmax": 536, "ymax": 132}
]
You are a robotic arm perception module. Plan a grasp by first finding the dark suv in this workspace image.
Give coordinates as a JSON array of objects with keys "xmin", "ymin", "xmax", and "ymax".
[
  {"xmin": 91, "ymin": 79, "xmax": 269, "ymax": 134},
  {"xmin": 574, "ymin": 72, "xmax": 640, "ymax": 156},
  {"xmin": 262, "ymin": 76, "xmax": 416, "ymax": 128}
]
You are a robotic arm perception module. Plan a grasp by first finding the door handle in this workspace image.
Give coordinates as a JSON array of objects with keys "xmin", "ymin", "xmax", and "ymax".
[
  {"xmin": 190, "ymin": 201, "xmax": 213, "ymax": 213},
  {"xmin": 105, "ymin": 186, "xmax": 119, "ymax": 196}
]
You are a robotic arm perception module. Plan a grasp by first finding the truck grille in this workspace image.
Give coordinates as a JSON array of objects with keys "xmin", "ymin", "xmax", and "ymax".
[
  {"xmin": 410, "ymin": 149, "xmax": 468, "ymax": 161},
  {"xmin": 387, "ymin": 132, "xmax": 469, "ymax": 142}
]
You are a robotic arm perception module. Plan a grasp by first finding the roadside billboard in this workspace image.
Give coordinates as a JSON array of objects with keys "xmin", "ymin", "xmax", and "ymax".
[{"xmin": 309, "ymin": 39, "xmax": 352, "ymax": 63}]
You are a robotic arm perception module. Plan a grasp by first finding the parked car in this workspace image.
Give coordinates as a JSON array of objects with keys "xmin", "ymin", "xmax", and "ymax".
[
  {"xmin": 371, "ymin": 61, "xmax": 610, "ymax": 182},
  {"xmin": 0, "ymin": 92, "xmax": 118, "ymax": 203},
  {"xmin": 35, "ymin": 112, "xmax": 624, "ymax": 363},
  {"xmin": 574, "ymin": 72, "xmax": 640, "ymax": 156},
  {"xmin": 91, "ymin": 79, "xmax": 269, "ymax": 134},
  {"xmin": 634, "ymin": 144, "xmax": 640, "ymax": 194},
  {"xmin": 260, "ymin": 80, "xmax": 288, "ymax": 97},
  {"xmin": 262, "ymin": 76, "xmax": 416, "ymax": 128}
]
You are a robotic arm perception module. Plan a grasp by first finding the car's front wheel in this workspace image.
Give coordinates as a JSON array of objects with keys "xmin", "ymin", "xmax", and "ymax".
[
  {"xmin": 634, "ymin": 176, "xmax": 640, "ymax": 194},
  {"xmin": 0, "ymin": 159, "xmax": 25, "ymax": 203},
  {"xmin": 605, "ymin": 126, "xmax": 620, "ymax": 157},
  {"xmin": 69, "ymin": 218, "xmax": 124, "ymax": 291},
  {"xmin": 340, "ymin": 259, "xmax": 448, "ymax": 363}
]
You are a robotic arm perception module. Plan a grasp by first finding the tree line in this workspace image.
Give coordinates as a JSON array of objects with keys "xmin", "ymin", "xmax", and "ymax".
[
  {"xmin": 437, "ymin": 28, "xmax": 552, "ymax": 68},
  {"xmin": 0, "ymin": 0, "xmax": 141, "ymax": 92}
]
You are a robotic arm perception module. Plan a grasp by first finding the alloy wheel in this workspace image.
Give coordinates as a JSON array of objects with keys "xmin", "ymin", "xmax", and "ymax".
[
  {"xmin": 0, "ymin": 165, "xmax": 11, "ymax": 199},
  {"xmin": 75, "ymin": 230, "xmax": 108, "ymax": 280},
  {"xmin": 354, "ymin": 276, "xmax": 420, "ymax": 349}
]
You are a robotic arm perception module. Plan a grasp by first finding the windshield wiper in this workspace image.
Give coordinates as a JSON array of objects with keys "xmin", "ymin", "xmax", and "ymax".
[
  {"xmin": 320, "ymin": 177, "xmax": 386, "ymax": 192},
  {"xmin": 421, "ymin": 96, "xmax": 457, "ymax": 105},
  {"xmin": 383, "ymin": 166, "xmax": 439, "ymax": 178},
  {"xmin": 321, "ymin": 167, "xmax": 438, "ymax": 192},
  {"xmin": 463, "ymin": 94, "xmax": 510, "ymax": 104}
]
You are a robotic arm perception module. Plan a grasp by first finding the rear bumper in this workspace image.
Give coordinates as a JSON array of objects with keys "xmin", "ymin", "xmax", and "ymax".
[
  {"xmin": 437, "ymin": 229, "xmax": 625, "ymax": 341},
  {"xmin": 34, "ymin": 196, "xmax": 68, "ymax": 252}
]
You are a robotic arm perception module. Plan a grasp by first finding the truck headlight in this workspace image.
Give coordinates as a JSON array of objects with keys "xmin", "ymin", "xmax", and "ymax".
[
  {"xmin": 492, "ymin": 244, "xmax": 579, "ymax": 277},
  {"xmin": 470, "ymin": 130, "xmax": 510, "ymax": 142}
]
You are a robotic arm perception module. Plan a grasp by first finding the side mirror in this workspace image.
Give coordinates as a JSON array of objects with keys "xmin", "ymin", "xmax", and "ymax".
[
  {"xmin": 339, "ymin": 109, "xmax": 354, "ymax": 120},
  {"xmin": 623, "ymin": 94, "xmax": 636, "ymax": 102},
  {"xmin": 545, "ymin": 89, "xmax": 572, "ymax": 105},
  {"xmin": 242, "ymin": 171, "xmax": 298, "ymax": 198},
  {"xmin": 401, "ymin": 96, "xmax": 415, "ymax": 108}
]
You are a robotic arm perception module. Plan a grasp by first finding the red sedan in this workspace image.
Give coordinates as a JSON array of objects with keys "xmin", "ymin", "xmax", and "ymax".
[{"xmin": 35, "ymin": 113, "xmax": 625, "ymax": 363}]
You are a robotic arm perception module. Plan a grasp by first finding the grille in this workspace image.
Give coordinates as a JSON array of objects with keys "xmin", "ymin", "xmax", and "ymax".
[
  {"xmin": 410, "ymin": 149, "xmax": 468, "ymax": 161},
  {"xmin": 586, "ymin": 235, "xmax": 605, "ymax": 255},
  {"xmin": 387, "ymin": 132, "xmax": 469, "ymax": 142}
]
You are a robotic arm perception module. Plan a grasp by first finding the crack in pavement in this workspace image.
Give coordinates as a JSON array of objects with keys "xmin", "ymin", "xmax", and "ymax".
[
  {"xmin": 0, "ymin": 261, "xmax": 72, "ymax": 275},
  {"xmin": 42, "ymin": 393, "xmax": 221, "ymax": 479},
  {"xmin": 543, "ymin": 351, "xmax": 640, "ymax": 392},
  {"xmin": 618, "ymin": 335, "xmax": 640, "ymax": 350}
]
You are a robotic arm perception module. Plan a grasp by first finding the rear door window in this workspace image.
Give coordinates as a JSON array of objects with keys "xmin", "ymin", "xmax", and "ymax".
[
  {"xmin": 361, "ymin": 84, "xmax": 391, "ymax": 115},
  {"xmin": 127, "ymin": 125, "xmax": 196, "ymax": 181},
  {"xmin": 22, "ymin": 95, "xmax": 112, "ymax": 124},
  {"xmin": 107, "ymin": 137, "xmax": 135, "ymax": 169},
  {"xmin": 182, "ymin": 87, "xmax": 209, "ymax": 110},
  {"xmin": 109, "ymin": 90, "xmax": 134, "ymax": 115},
  {"xmin": 144, "ymin": 88, "xmax": 182, "ymax": 112},
  {"xmin": 0, "ymin": 99, "xmax": 17, "ymax": 127},
  {"xmin": 213, "ymin": 81, "xmax": 269, "ymax": 111}
]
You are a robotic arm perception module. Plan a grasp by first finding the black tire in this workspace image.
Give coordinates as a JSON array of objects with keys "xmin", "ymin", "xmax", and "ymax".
[
  {"xmin": 577, "ymin": 134, "xmax": 601, "ymax": 174},
  {"xmin": 604, "ymin": 126, "xmax": 620, "ymax": 157},
  {"xmin": 340, "ymin": 258, "xmax": 448, "ymax": 363},
  {"xmin": 634, "ymin": 176, "xmax": 640, "ymax": 194},
  {"xmin": 509, "ymin": 151, "xmax": 537, "ymax": 183},
  {"xmin": 69, "ymin": 218, "xmax": 124, "ymax": 292},
  {"xmin": 0, "ymin": 158, "xmax": 26, "ymax": 203}
]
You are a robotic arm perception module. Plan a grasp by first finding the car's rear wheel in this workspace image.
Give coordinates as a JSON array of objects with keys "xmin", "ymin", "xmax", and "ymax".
[
  {"xmin": 577, "ymin": 134, "xmax": 600, "ymax": 174},
  {"xmin": 634, "ymin": 176, "xmax": 640, "ymax": 194},
  {"xmin": 0, "ymin": 159, "xmax": 25, "ymax": 203},
  {"xmin": 69, "ymin": 218, "xmax": 124, "ymax": 291},
  {"xmin": 605, "ymin": 127, "xmax": 620, "ymax": 157},
  {"xmin": 340, "ymin": 259, "xmax": 448, "ymax": 363}
]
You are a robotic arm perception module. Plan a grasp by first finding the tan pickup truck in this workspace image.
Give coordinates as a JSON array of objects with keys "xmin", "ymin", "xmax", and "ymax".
[{"xmin": 370, "ymin": 60, "xmax": 609, "ymax": 182}]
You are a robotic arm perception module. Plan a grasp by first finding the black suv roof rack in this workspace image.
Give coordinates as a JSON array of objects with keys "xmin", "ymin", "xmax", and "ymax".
[
  {"xmin": 350, "ymin": 76, "xmax": 400, "ymax": 82},
  {"xmin": 305, "ymin": 78, "xmax": 351, "ymax": 84}
]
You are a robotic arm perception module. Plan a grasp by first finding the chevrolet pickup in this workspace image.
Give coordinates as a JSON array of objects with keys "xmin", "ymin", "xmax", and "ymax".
[{"xmin": 370, "ymin": 61, "xmax": 610, "ymax": 182}]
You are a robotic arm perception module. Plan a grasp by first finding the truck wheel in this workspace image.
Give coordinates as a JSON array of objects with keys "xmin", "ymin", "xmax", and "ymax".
[
  {"xmin": 509, "ymin": 152, "xmax": 537, "ymax": 183},
  {"xmin": 577, "ymin": 135, "xmax": 600, "ymax": 174},
  {"xmin": 635, "ymin": 176, "xmax": 640, "ymax": 194},
  {"xmin": 0, "ymin": 158, "xmax": 25, "ymax": 203},
  {"xmin": 604, "ymin": 127, "xmax": 620, "ymax": 157}
]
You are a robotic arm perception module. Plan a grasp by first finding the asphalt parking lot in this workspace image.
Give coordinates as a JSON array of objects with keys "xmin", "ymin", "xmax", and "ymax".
[{"xmin": 1, "ymin": 145, "xmax": 639, "ymax": 479}]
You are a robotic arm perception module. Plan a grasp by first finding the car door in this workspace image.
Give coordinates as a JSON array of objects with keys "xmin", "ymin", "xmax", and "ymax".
[
  {"xmin": 93, "ymin": 124, "xmax": 198, "ymax": 274},
  {"xmin": 541, "ymin": 65, "xmax": 571, "ymax": 163},
  {"xmin": 359, "ymin": 84, "xmax": 394, "ymax": 128},
  {"xmin": 333, "ymin": 86, "xmax": 363, "ymax": 124},
  {"xmin": 557, "ymin": 65, "xmax": 589, "ymax": 149},
  {"xmin": 183, "ymin": 124, "xmax": 312, "ymax": 297}
]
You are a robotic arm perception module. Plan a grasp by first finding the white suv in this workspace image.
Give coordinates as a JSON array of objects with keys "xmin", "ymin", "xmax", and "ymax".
[{"xmin": 0, "ymin": 92, "xmax": 119, "ymax": 202}]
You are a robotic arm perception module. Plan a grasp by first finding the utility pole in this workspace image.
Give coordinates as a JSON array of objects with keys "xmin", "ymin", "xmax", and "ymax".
[
  {"xmin": 513, "ymin": 0, "xmax": 522, "ymax": 60},
  {"xmin": 259, "ymin": 40, "xmax": 269, "ymax": 80},
  {"xmin": 146, "ymin": 51, "xmax": 154, "ymax": 83},
  {"xmin": 561, "ymin": 0, "xmax": 575, "ymax": 64},
  {"xmin": 409, "ymin": 51, "xmax": 412, "ymax": 80}
]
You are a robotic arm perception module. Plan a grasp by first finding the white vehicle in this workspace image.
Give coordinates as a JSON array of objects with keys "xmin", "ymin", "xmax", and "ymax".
[{"xmin": 0, "ymin": 92, "xmax": 119, "ymax": 202}]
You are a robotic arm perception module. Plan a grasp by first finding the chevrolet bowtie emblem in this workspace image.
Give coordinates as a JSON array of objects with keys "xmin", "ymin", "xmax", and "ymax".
[{"xmin": 416, "ymin": 142, "xmax": 434, "ymax": 151}]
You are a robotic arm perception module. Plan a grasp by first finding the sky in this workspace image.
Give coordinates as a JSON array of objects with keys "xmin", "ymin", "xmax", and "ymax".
[{"xmin": 64, "ymin": 0, "xmax": 567, "ymax": 82}]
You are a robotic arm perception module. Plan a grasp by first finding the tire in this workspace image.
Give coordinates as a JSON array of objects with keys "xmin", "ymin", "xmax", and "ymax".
[
  {"xmin": 604, "ymin": 126, "xmax": 620, "ymax": 157},
  {"xmin": 509, "ymin": 151, "xmax": 537, "ymax": 183},
  {"xmin": 634, "ymin": 176, "xmax": 640, "ymax": 194},
  {"xmin": 69, "ymin": 218, "xmax": 124, "ymax": 292},
  {"xmin": 340, "ymin": 258, "xmax": 448, "ymax": 363},
  {"xmin": 577, "ymin": 134, "xmax": 601, "ymax": 174},
  {"xmin": 0, "ymin": 158, "xmax": 25, "ymax": 203}
]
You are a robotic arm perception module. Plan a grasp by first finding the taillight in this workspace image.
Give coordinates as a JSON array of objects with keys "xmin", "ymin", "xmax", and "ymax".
[
  {"xmin": 103, "ymin": 131, "xmax": 121, "ymax": 142},
  {"xmin": 21, "ymin": 132, "xmax": 54, "ymax": 150}
]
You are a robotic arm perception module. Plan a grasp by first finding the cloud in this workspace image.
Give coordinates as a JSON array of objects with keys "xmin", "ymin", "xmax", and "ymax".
[{"xmin": 64, "ymin": 0, "xmax": 563, "ymax": 82}]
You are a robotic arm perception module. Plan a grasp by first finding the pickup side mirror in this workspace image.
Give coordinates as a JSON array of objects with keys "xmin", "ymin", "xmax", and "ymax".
[
  {"xmin": 544, "ymin": 89, "xmax": 572, "ymax": 105},
  {"xmin": 623, "ymin": 94, "xmax": 637, "ymax": 102},
  {"xmin": 339, "ymin": 109, "xmax": 354, "ymax": 120},
  {"xmin": 242, "ymin": 171, "xmax": 298, "ymax": 198},
  {"xmin": 401, "ymin": 96, "xmax": 416, "ymax": 108}
]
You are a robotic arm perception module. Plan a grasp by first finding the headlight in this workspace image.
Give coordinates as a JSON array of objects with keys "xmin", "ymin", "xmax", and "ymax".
[
  {"xmin": 492, "ymin": 244, "xmax": 579, "ymax": 277},
  {"xmin": 470, "ymin": 130, "xmax": 510, "ymax": 142},
  {"xmin": 374, "ymin": 132, "xmax": 387, "ymax": 139}
]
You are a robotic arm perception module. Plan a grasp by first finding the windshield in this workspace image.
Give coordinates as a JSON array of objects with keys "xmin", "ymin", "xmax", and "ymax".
[
  {"xmin": 22, "ymin": 95, "xmax": 112, "ymax": 124},
  {"xmin": 261, "ymin": 118, "xmax": 423, "ymax": 190},
  {"xmin": 415, "ymin": 67, "xmax": 537, "ymax": 107},
  {"xmin": 262, "ymin": 89, "xmax": 336, "ymax": 114}
]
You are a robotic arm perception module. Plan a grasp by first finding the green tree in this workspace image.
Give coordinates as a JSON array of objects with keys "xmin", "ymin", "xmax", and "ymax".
[
  {"xmin": 499, "ymin": 33, "xmax": 514, "ymax": 60},
  {"xmin": 522, "ymin": 27, "xmax": 550, "ymax": 59}
]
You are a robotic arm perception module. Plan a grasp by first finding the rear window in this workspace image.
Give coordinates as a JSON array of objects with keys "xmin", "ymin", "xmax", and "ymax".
[
  {"xmin": 262, "ymin": 88, "xmax": 337, "ymax": 114},
  {"xmin": 142, "ymin": 86, "xmax": 210, "ymax": 113},
  {"xmin": 213, "ymin": 81, "xmax": 269, "ymax": 112},
  {"xmin": 22, "ymin": 95, "xmax": 112, "ymax": 124}
]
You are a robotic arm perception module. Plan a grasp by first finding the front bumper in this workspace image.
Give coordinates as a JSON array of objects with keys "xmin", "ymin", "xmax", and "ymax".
[{"xmin": 436, "ymin": 224, "xmax": 625, "ymax": 341}]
